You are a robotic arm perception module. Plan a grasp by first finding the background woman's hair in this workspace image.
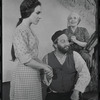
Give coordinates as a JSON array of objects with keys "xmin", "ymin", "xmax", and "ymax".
[{"xmin": 11, "ymin": 0, "xmax": 41, "ymax": 61}]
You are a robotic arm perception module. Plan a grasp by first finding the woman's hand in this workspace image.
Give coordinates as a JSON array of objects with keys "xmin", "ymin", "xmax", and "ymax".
[
  {"xmin": 71, "ymin": 36, "xmax": 77, "ymax": 43},
  {"xmin": 44, "ymin": 65, "xmax": 53, "ymax": 78},
  {"xmin": 71, "ymin": 36, "xmax": 87, "ymax": 47}
]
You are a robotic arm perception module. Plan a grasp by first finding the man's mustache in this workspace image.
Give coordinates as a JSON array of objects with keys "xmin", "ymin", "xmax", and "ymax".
[{"xmin": 64, "ymin": 45, "xmax": 70, "ymax": 49}]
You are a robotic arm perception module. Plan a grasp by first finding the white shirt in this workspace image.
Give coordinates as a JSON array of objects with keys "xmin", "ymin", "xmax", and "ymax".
[
  {"xmin": 55, "ymin": 53, "xmax": 67, "ymax": 65},
  {"xmin": 43, "ymin": 51, "xmax": 91, "ymax": 93}
]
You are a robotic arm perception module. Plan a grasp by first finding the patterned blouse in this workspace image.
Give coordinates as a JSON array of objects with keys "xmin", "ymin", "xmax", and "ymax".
[{"xmin": 13, "ymin": 25, "xmax": 39, "ymax": 64}]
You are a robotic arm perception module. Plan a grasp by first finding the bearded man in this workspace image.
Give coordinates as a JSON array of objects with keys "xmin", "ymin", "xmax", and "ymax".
[{"xmin": 42, "ymin": 30, "xmax": 91, "ymax": 100}]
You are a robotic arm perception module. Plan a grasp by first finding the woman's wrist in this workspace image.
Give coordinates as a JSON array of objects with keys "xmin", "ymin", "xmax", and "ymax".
[
  {"xmin": 41, "ymin": 63, "xmax": 48, "ymax": 70},
  {"xmin": 74, "ymin": 39, "xmax": 79, "ymax": 44}
]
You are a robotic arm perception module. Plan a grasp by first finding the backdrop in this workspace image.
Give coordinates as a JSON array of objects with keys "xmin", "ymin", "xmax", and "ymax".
[{"xmin": 3, "ymin": 0, "xmax": 95, "ymax": 82}]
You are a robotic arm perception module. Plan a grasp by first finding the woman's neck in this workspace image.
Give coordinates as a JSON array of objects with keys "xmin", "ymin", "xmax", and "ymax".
[
  {"xmin": 70, "ymin": 26, "xmax": 77, "ymax": 32},
  {"xmin": 22, "ymin": 19, "xmax": 32, "ymax": 28}
]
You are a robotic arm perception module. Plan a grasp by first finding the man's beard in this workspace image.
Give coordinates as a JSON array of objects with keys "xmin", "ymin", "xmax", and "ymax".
[{"xmin": 57, "ymin": 44, "xmax": 70, "ymax": 54}]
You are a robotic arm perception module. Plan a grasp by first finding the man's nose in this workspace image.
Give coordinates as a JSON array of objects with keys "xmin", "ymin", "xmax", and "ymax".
[
  {"xmin": 66, "ymin": 41, "xmax": 70, "ymax": 45},
  {"xmin": 65, "ymin": 43, "xmax": 69, "ymax": 47}
]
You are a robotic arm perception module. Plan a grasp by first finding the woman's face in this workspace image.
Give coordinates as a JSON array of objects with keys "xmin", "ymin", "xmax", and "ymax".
[
  {"xmin": 29, "ymin": 5, "xmax": 42, "ymax": 25},
  {"xmin": 68, "ymin": 13, "xmax": 80, "ymax": 27}
]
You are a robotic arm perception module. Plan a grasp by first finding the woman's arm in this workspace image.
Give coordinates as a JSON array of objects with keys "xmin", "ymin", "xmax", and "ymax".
[
  {"xmin": 13, "ymin": 29, "xmax": 53, "ymax": 77},
  {"xmin": 25, "ymin": 58, "xmax": 53, "ymax": 77},
  {"xmin": 71, "ymin": 28, "xmax": 90, "ymax": 47},
  {"xmin": 71, "ymin": 36, "xmax": 87, "ymax": 47},
  {"xmin": 42, "ymin": 54, "xmax": 53, "ymax": 86}
]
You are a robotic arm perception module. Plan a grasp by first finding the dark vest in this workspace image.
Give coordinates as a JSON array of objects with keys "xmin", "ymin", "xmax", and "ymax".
[{"xmin": 48, "ymin": 51, "xmax": 77, "ymax": 92}]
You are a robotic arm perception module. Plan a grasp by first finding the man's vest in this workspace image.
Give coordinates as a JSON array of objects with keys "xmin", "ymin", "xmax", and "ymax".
[{"xmin": 48, "ymin": 51, "xmax": 77, "ymax": 92}]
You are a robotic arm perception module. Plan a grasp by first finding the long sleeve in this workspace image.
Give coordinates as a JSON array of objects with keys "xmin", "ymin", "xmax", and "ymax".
[
  {"xmin": 73, "ymin": 51, "xmax": 91, "ymax": 93},
  {"xmin": 42, "ymin": 55, "xmax": 52, "ymax": 86},
  {"xmin": 83, "ymin": 28, "xmax": 90, "ymax": 42}
]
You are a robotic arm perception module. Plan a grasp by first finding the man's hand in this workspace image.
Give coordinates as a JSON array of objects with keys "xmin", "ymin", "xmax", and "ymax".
[{"xmin": 71, "ymin": 90, "xmax": 80, "ymax": 100}]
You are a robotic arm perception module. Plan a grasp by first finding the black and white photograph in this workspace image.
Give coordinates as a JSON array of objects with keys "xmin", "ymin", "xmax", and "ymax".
[{"xmin": 2, "ymin": 0, "xmax": 98, "ymax": 100}]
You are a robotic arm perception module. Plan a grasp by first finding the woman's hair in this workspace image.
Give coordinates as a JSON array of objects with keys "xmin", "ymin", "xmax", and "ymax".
[
  {"xmin": 17, "ymin": 0, "xmax": 41, "ymax": 26},
  {"xmin": 11, "ymin": 0, "xmax": 41, "ymax": 61}
]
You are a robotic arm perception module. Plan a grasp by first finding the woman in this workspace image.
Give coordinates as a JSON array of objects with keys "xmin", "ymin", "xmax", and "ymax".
[
  {"xmin": 63, "ymin": 12, "xmax": 91, "ymax": 69},
  {"xmin": 10, "ymin": 0, "xmax": 53, "ymax": 100}
]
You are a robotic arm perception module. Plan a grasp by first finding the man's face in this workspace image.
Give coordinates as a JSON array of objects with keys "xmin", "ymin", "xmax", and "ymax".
[{"xmin": 56, "ymin": 34, "xmax": 70, "ymax": 54}]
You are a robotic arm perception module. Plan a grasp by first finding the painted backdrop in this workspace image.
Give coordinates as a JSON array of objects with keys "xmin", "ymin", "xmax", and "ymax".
[{"xmin": 3, "ymin": 0, "xmax": 95, "ymax": 82}]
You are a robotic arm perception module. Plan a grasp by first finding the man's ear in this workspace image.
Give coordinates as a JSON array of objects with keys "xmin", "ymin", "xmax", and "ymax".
[{"xmin": 53, "ymin": 44, "xmax": 57, "ymax": 49}]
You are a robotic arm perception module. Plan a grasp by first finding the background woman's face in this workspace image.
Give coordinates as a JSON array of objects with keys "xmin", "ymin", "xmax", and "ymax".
[
  {"xmin": 68, "ymin": 13, "xmax": 79, "ymax": 27},
  {"xmin": 29, "ymin": 5, "xmax": 42, "ymax": 25}
]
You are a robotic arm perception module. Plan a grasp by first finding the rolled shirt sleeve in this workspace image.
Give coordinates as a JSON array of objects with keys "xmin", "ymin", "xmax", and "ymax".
[
  {"xmin": 13, "ymin": 30, "xmax": 32, "ymax": 64},
  {"xmin": 73, "ymin": 51, "xmax": 91, "ymax": 93}
]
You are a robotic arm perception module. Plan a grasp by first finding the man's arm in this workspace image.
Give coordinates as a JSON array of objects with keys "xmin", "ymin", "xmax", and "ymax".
[
  {"xmin": 73, "ymin": 51, "xmax": 91, "ymax": 93},
  {"xmin": 71, "ymin": 51, "xmax": 91, "ymax": 100}
]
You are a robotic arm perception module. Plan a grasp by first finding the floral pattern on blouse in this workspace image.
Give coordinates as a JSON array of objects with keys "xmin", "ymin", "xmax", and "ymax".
[{"xmin": 13, "ymin": 25, "xmax": 39, "ymax": 64}]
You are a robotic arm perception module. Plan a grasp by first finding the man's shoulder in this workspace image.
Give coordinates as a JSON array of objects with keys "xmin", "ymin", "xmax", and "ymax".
[
  {"xmin": 62, "ymin": 28, "xmax": 68, "ymax": 32},
  {"xmin": 73, "ymin": 51, "xmax": 82, "ymax": 58},
  {"xmin": 48, "ymin": 51, "xmax": 54, "ymax": 56},
  {"xmin": 73, "ymin": 51, "xmax": 85, "ymax": 62},
  {"xmin": 62, "ymin": 28, "xmax": 70, "ymax": 35},
  {"xmin": 68, "ymin": 51, "xmax": 79, "ymax": 57},
  {"xmin": 44, "ymin": 51, "xmax": 54, "ymax": 58}
]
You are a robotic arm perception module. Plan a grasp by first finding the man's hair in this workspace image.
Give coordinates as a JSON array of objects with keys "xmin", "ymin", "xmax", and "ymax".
[{"xmin": 51, "ymin": 30, "xmax": 65, "ymax": 43}]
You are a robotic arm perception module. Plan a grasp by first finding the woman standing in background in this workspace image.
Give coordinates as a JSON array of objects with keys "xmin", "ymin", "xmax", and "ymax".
[
  {"xmin": 10, "ymin": 0, "xmax": 53, "ymax": 100},
  {"xmin": 63, "ymin": 12, "xmax": 91, "ymax": 69}
]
